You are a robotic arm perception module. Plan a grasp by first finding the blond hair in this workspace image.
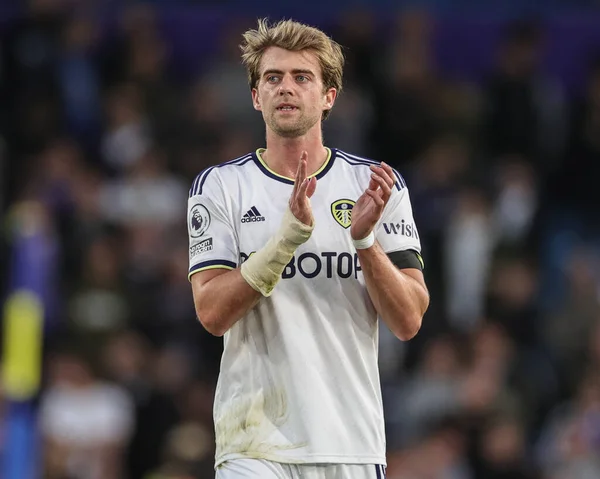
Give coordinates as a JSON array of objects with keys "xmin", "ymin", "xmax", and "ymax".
[{"xmin": 240, "ymin": 18, "xmax": 344, "ymax": 120}]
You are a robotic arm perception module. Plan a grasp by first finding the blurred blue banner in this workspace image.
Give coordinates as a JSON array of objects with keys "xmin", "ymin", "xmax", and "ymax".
[{"xmin": 2, "ymin": 202, "xmax": 57, "ymax": 479}]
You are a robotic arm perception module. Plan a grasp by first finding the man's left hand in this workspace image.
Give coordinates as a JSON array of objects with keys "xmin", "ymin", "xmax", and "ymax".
[{"xmin": 350, "ymin": 162, "xmax": 396, "ymax": 241}]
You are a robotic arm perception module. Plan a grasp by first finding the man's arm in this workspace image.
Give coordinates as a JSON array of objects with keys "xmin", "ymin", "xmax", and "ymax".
[
  {"xmin": 191, "ymin": 268, "xmax": 261, "ymax": 337},
  {"xmin": 356, "ymin": 244, "xmax": 429, "ymax": 340},
  {"xmin": 350, "ymin": 161, "xmax": 429, "ymax": 340},
  {"xmin": 190, "ymin": 151, "xmax": 317, "ymax": 337}
]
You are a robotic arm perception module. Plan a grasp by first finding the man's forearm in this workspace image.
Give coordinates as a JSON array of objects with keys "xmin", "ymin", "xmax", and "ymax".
[
  {"xmin": 192, "ymin": 268, "xmax": 262, "ymax": 337},
  {"xmin": 357, "ymin": 242, "xmax": 429, "ymax": 340},
  {"xmin": 192, "ymin": 205, "xmax": 314, "ymax": 337}
]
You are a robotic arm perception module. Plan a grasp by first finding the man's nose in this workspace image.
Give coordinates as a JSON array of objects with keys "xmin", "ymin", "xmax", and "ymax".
[{"xmin": 278, "ymin": 74, "xmax": 294, "ymax": 94}]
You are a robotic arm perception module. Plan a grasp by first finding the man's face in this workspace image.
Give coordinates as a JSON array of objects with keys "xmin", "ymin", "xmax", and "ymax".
[{"xmin": 252, "ymin": 47, "xmax": 336, "ymax": 138}]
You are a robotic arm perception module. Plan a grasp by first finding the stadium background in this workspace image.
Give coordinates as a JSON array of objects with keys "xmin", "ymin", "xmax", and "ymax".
[{"xmin": 1, "ymin": 0, "xmax": 600, "ymax": 478}]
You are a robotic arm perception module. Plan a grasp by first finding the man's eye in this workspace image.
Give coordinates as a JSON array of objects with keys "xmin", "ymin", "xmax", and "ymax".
[
  {"xmin": 267, "ymin": 76, "xmax": 279, "ymax": 83},
  {"xmin": 297, "ymin": 75, "xmax": 308, "ymax": 82}
]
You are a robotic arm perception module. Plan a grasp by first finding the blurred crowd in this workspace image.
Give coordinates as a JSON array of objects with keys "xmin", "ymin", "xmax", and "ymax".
[{"xmin": 1, "ymin": 1, "xmax": 600, "ymax": 478}]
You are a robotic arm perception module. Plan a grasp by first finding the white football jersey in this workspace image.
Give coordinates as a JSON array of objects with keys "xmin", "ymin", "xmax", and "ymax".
[{"xmin": 187, "ymin": 148, "xmax": 421, "ymax": 468}]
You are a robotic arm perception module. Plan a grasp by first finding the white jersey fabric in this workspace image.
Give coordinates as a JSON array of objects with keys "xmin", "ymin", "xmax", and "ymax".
[
  {"xmin": 216, "ymin": 458, "xmax": 387, "ymax": 479},
  {"xmin": 187, "ymin": 148, "xmax": 421, "ymax": 468}
]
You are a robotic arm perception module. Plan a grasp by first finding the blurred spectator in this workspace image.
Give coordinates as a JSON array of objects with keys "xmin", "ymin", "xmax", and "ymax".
[
  {"xmin": 372, "ymin": 8, "xmax": 440, "ymax": 165},
  {"xmin": 486, "ymin": 255, "xmax": 539, "ymax": 348},
  {"xmin": 147, "ymin": 422, "xmax": 214, "ymax": 478},
  {"xmin": 536, "ymin": 369, "xmax": 600, "ymax": 479},
  {"xmin": 200, "ymin": 20, "xmax": 263, "ymax": 142},
  {"xmin": 173, "ymin": 77, "xmax": 229, "ymax": 178},
  {"xmin": 387, "ymin": 420, "xmax": 472, "ymax": 478},
  {"xmin": 461, "ymin": 323, "xmax": 522, "ymax": 421},
  {"xmin": 98, "ymin": 147, "xmax": 187, "ymax": 227},
  {"xmin": 481, "ymin": 18, "xmax": 567, "ymax": 175},
  {"xmin": 40, "ymin": 350, "xmax": 134, "ymax": 479},
  {"xmin": 491, "ymin": 158, "xmax": 539, "ymax": 249},
  {"xmin": 57, "ymin": 13, "xmax": 101, "ymax": 148},
  {"xmin": 102, "ymin": 330, "xmax": 181, "ymax": 479},
  {"xmin": 403, "ymin": 134, "xmax": 470, "ymax": 356},
  {"xmin": 101, "ymin": 82, "xmax": 152, "ymax": 171},
  {"xmin": 559, "ymin": 53, "xmax": 600, "ymax": 214},
  {"xmin": 476, "ymin": 415, "xmax": 539, "ymax": 479},
  {"xmin": 541, "ymin": 54, "xmax": 600, "ymax": 311},
  {"xmin": 331, "ymin": 7, "xmax": 379, "ymax": 93},
  {"xmin": 445, "ymin": 187, "xmax": 494, "ymax": 332},
  {"xmin": 544, "ymin": 248, "xmax": 600, "ymax": 394},
  {"xmin": 68, "ymin": 233, "xmax": 130, "ymax": 333},
  {"xmin": 1, "ymin": 0, "xmax": 65, "ymax": 154},
  {"xmin": 144, "ymin": 380, "xmax": 217, "ymax": 477},
  {"xmin": 100, "ymin": 3, "xmax": 162, "ymax": 88},
  {"xmin": 385, "ymin": 333, "xmax": 466, "ymax": 448}
]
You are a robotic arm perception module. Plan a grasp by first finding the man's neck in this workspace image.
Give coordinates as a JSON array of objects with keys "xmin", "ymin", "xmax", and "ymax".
[{"xmin": 262, "ymin": 128, "xmax": 328, "ymax": 179}]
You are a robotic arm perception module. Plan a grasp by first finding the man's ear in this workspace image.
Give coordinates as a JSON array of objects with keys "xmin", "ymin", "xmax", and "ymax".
[
  {"xmin": 251, "ymin": 88, "xmax": 261, "ymax": 111},
  {"xmin": 323, "ymin": 88, "xmax": 337, "ymax": 112}
]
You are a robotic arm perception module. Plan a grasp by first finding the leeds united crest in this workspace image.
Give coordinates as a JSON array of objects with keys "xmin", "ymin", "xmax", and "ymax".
[{"xmin": 331, "ymin": 199, "xmax": 355, "ymax": 229}]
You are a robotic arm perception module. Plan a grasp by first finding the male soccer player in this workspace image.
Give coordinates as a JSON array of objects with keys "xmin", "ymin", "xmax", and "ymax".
[{"xmin": 187, "ymin": 18, "xmax": 429, "ymax": 479}]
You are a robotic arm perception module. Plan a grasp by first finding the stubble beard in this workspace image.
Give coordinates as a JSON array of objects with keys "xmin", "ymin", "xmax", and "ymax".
[{"xmin": 266, "ymin": 110, "xmax": 319, "ymax": 139}]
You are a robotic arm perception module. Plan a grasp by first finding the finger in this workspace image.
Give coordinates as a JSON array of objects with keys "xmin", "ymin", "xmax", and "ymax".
[
  {"xmin": 370, "ymin": 164, "xmax": 395, "ymax": 189},
  {"xmin": 297, "ymin": 158, "xmax": 308, "ymax": 200},
  {"xmin": 298, "ymin": 177, "xmax": 310, "ymax": 198},
  {"xmin": 372, "ymin": 173, "xmax": 392, "ymax": 200},
  {"xmin": 381, "ymin": 162, "xmax": 396, "ymax": 181},
  {"xmin": 293, "ymin": 152, "xmax": 308, "ymax": 196},
  {"xmin": 366, "ymin": 188, "xmax": 385, "ymax": 207},
  {"xmin": 306, "ymin": 176, "xmax": 317, "ymax": 198},
  {"xmin": 370, "ymin": 167, "xmax": 395, "ymax": 190},
  {"xmin": 368, "ymin": 176, "xmax": 379, "ymax": 191},
  {"xmin": 295, "ymin": 152, "xmax": 305, "ymax": 178},
  {"xmin": 298, "ymin": 152, "xmax": 308, "ymax": 184},
  {"xmin": 380, "ymin": 162, "xmax": 396, "ymax": 188},
  {"xmin": 292, "ymin": 167, "xmax": 300, "ymax": 198},
  {"xmin": 365, "ymin": 188, "xmax": 385, "ymax": 207}
]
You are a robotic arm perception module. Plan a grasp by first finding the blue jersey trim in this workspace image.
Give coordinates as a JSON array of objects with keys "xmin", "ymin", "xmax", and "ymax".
[
  {"xmin": 189, "ymin": 154, "xmax": 254, "ymax": 197},
  {"xmin": 335, "ymin": 150, "xmax": 405, "ymax": 191},
  {"xmin": 189, "ymin": 259, "xmax": 237, "ymax": 274}
]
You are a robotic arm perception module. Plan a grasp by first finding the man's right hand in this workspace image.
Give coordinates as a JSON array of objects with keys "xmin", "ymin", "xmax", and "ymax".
[
  {"xmin": 194, "ymin": 153, "xmax": 317, "ymax": 335},
  {"xmin": 289, "ymin": 151, "xmax": 317, "ymax": 226}
]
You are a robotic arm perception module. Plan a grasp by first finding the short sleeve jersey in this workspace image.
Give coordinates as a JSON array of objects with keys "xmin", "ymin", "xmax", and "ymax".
[{"xmin": 187, "ymin": 148, "xmax": 422, "ymax": 468}]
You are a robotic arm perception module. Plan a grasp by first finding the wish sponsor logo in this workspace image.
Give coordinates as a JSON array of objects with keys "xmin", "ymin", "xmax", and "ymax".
[
  {"xmin": 190, "ymin": 238, "xmax": 213, "ymax": 257},
  {"xmin": 382, "ymin": 220, "xmax": 419, "ymax": 239}
]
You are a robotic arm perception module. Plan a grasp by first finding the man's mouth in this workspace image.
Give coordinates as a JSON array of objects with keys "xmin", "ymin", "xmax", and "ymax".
[{"xmin": 277, "ymin": 104, "xmax": 298, "ymax": 111}]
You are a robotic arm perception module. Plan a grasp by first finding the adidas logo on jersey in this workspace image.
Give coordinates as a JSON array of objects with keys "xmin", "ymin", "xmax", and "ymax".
[{"xmin": 241, "ymin": 206, "xmax": 266, "ymax": 223}]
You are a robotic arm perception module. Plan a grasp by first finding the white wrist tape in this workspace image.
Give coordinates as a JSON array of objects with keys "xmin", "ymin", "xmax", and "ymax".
[
  {"xmin": 352, "ymin": 231, "xmax": 375, "ymax": 250},
  {"xmin": 240, "ymin": 207, "xmax": 313, "ymax": 296}
]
